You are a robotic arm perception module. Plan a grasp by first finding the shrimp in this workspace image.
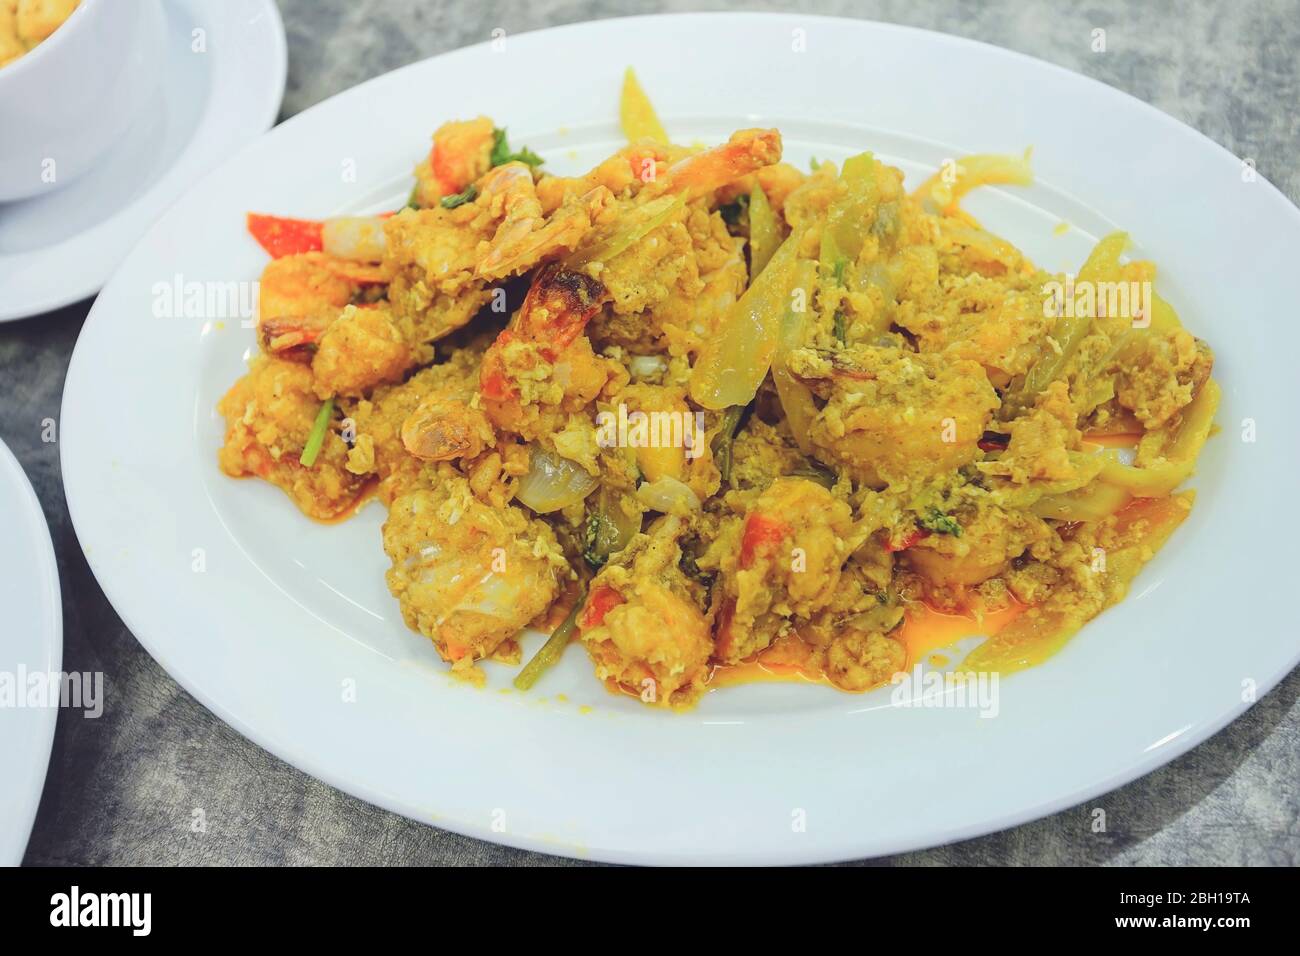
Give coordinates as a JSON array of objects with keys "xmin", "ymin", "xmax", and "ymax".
[
  {"xmin": 248, "ymin": 213, "xmax": 393, "ymax": 263},
  {"xmin": 715, "ymin": 162, "xmax": 808, "ymax": 215},
  {"xmin": 479, "ymin": 263, "xmax": 612, "ymax": 434},
  {"xmin": 400, "ymin": 395, "xmax": 495, "ymax": 462},
  {"xmin": 534, "ymin": 144, "xmax": 684, "ymax": 213},
  {"xmin": 310, "ymin": 302, "xmax": 413, "ymax": 399},
  {"xmin": 256, "ymin": 252, "xmax": 387, "ymax": 360},
  {"xmin": 321, "ymin": 215, "xmax": 388, "ymax": 262},
  {"xmin": 475, "ymin": 163, "xmax": 614, "ymax": 280},
  {"xmin": 787, "ymin": 344, "xmax": 999, "ymax": 488},
  {"xmin": 217, "ymin": 355, "xmax": 369, "ymax": 520},
  {"xmin": 904, "ymin": 501, "xmax": 1051, "ymax": 590},
  {"xmin": 649, "ymin": 128, "xmax": 783, "ymax": 202},
  {"xmin": 409, "ymin": 116, "xmax": 496, "ymax": 208},
  {"xmin": 343, "ymin": 339, "xmax": 492, "ymax": 503},
  {"xmin": 382, "ymin": 474, "xmax": 566, "ymax": 670},
  {"xmin": 533, "ymin": 128, "xmax": 781, "ymax": 213},
  {"xmin": 577, "ymin": 515, "xmax": 713, "ymax": 708}
]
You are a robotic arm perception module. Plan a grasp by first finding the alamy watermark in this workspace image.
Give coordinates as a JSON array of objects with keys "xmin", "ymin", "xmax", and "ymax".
[
  {"xmin": 50, "ymin": 886, "xmax": 150, "ymax": 936},
  {"xmin": 152, "ymin": 273, "xmax": 258, "ymax": 324},
  {"xmin": 1043, "ymin": 275, "xmax": 1152, "ymax": 328},
  {"xmin": 595, "ymin": 403, "xmax": 708, "ymax": 459},
  {"xmin": 890, "ymin": 665, "xmax": 1000, "ymax": 718},
  {"xmin": 0, "ymin": 666, "xmax": 103, "ymax": 718}
]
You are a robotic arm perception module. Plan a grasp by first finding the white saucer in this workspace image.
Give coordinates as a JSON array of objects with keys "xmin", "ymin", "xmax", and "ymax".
[
  {"xmin": 0, "ymin": 0, "xmax": 286, "ymax": 322},
  {"xmin": 0, "ymin": 438, "xmax": 61, "ymax": 865}
]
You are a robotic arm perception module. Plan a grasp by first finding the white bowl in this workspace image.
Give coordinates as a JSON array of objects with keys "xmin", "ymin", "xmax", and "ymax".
[{"xmin": 0, "ymin": 0, "xmax": 163, "ymax": 203}]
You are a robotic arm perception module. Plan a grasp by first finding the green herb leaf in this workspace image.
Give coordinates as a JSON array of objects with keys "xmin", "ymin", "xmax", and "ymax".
[
  {"xmin": 711, "ymin": 405, "xmax": 747, "ymax": 483},
  {"xmin": 679, "ymin": 546, "xmax": 715, "ymax": 586},
  {"xmin": 514, "ymin": 584, "xmax": 585, "ymax": 691},
  {"xmin": 789, "ymin": 459, "xmax": 837, "ymax": 489},
  {"xmin": 918, "ymin": 507, "xmax": 962, "ymax": 537},
  {"xmin": 299, "ymin": 397, "xmax": 335, "ymax": 468},
  {"xmin": 439, "ymin": 184, "xmax": 479, "ymax": 209},
  {"xmin": 832, "ymin": 310, "xmax": 847, "ymax": 343},
  {"xmin": 582, "ymin": 511, "xmax": 619, "ymax": 569},
  {"xmin": 490, "ymin": 127, "xmax": 544, "ymax": 168}
]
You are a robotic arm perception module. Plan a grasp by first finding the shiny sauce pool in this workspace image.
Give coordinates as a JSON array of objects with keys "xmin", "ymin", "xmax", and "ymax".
[{"xmin": 707, "ymin": 600, "xmax": 1027, "ymax": 693}]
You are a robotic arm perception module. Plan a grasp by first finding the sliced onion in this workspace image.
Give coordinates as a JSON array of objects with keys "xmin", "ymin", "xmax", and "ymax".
[
  {"xmin": 1030, "ymin": 481, "xmax": 1130, "ymax": 522},
  {"xmin": 516, "ymin": 447, "xmax": 598, "ymax": 514},
  {"xmin": 635, "ymin": 476, "xmax": 701, "ymax": 515}
]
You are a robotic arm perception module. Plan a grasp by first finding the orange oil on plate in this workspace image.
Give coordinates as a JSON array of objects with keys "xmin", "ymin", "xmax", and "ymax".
[
  {"xmin": 311, "ymin": 479, "xmax": 379, "ymax": 525},
  {"xmin": 1081, "ymin": 431, "xmax": 1141, "ymax": 450},
  {"xmin": 707, "ymin": 600, "xmax": 1027, "ymax": 693}
]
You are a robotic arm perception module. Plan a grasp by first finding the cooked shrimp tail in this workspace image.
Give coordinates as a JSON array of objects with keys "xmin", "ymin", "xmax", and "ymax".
[{"xmin": 656, "ymin": 128, "xmax": 783, "ymax": 201}]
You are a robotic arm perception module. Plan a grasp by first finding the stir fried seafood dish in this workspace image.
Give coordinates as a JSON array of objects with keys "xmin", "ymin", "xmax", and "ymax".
[{"xmin": 219, "ymin": 71, "xmax": 1218, "ymax": 709}]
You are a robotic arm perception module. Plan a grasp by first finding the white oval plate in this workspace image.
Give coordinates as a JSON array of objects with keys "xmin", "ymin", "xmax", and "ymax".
[
  {"xmin": 0, "ymin": 438, "xmax": 61, "ymax": 866},
  {"xmin": 61, "ymin": 14, "xmax": 1300, "ymax": 864},
  {"xmin": 0, "ymin": 0, "xmax": 285, "ymax": 322}
]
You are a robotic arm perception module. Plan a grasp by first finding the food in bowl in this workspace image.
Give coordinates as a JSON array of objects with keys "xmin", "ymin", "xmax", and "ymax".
[
  {"xmin": 0, "ymin": 0, "xmax": 79, "ymax": 68},
  {"xmin": 0, "ymin": 0, "xmax": 161, "ymax": 203},
  {"xmin": 217, "ymin": 70, "xmax": 1218, "ymax": 708}
]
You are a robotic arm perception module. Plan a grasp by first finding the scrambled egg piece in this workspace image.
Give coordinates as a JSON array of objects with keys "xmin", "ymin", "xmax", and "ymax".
[{"xmin": 706, "ymin": 478, "xmax": 864, "ymax": 663}]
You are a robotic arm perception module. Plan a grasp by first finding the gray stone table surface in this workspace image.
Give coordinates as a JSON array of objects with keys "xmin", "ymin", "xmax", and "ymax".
[{"xmin": 6, "ymin": 0, "xmax": 1299, "ymax": 866}]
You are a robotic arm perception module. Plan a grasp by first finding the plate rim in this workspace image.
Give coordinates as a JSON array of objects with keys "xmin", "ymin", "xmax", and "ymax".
[
  {"xmin": 60, "ymin": 11, "xmax": 1300, "ymax": 864},
  {"xmin": 0, "ymin": 438, "xmax": 62, "ymax": 866}
]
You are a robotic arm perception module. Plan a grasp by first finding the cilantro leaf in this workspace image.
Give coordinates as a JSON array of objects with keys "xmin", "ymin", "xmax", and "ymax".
[
  {"xmin": 918, "ymin": 507, "xmax": 962, "ymax": 537},
  {"xmin": 490, "ymin": 127, "xmax": 544, "ymax": 168}
]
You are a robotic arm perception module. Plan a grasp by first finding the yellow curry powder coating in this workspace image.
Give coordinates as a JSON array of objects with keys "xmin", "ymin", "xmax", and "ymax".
[{"xmin": 219, "ymin": 75, "xmax": 1218, "ymax": 706}]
